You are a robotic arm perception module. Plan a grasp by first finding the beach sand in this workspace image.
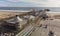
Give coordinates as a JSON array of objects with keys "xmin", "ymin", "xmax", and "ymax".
[{"xmin": 0, "ymin": 11, "xmax": 28, "ymax": 20}]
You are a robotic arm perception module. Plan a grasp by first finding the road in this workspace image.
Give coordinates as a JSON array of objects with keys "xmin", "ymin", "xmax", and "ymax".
[{"xmin": 30, "ymin": 19, "xmax": 60, "ymax": 36}]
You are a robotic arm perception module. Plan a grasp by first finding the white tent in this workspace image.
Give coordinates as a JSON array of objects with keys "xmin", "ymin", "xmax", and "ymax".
[
  {"xmin": 6, "ymin": 15, "xmax": 23, "ymax": 24},
  {"xmin": 23, "ymin": 15, "xmax": 29, "ymax": 19},
  {"xmin": 29, "ymin": 15, "xmax": 35, "ymax": 20}
]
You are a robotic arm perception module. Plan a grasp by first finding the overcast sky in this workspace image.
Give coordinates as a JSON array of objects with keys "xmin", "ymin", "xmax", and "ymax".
[{"xmin": 0, "ymin": 0, "xmax": 60, "ymax": 7}]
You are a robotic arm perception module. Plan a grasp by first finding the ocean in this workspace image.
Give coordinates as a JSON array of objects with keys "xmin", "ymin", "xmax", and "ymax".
[{"xmin": 0, "ymin": 7, "xmax": 60, "ymax": 12}]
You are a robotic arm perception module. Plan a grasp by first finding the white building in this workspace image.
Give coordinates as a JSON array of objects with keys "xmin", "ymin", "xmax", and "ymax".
[{"xmin": 6, "ymin": 15, "xmax": 23, "ymax": 24}]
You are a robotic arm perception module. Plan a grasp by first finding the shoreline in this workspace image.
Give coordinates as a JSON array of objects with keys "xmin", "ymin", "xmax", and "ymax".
[{"xmin": 0, "ymin": 10, "xmax": 30, "ymax": 12}]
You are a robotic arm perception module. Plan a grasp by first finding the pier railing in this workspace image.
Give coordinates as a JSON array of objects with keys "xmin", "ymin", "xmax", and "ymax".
[{"xmin": 16, "ymin": 25, "xmax": 35, "ymax": 36}]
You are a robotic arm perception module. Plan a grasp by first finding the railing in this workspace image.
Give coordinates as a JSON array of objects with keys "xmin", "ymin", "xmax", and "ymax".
[{"xmin": 16, "ymin": 25, "xmax": 35, "ymax": 36}]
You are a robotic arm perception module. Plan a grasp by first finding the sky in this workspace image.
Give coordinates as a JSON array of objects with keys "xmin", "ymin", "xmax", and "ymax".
[{"xmin": 0, "ymin": 0, "xmax": 60, "ymax": 7}]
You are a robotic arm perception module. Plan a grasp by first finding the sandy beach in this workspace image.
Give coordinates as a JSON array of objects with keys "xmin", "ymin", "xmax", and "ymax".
[{"xmin": 0, "ymin": 11, "xmax": 28, "ymax": 19}]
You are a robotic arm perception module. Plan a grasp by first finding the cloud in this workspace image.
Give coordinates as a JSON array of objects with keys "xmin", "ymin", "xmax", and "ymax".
[
  {"xmin": 44, "ymin": 0, "xmax": 60, "ymax": 7},
  {"xmin": 0, "ymin": 0, "xmax": 60, "ymax": 7},
  {"xmin": 0, "ymin": 4, "xmax": 8, "ymax": 7},
  {"xmin": 6, "ymin": 0, "xmax": 23, "ymax": 2},
  {"xmin": 0, "ymin": 1, "xmax": 9, "ymax": 7},
  {"xmin": 5, "ymin": 0, "xmax": 47, "ymax": 7},
  {"xmin": 6, "ymin": 0, "xmax": 60, "ymax": 7}
]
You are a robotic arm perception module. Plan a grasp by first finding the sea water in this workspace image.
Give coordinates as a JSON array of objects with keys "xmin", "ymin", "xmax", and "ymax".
[{"xmin": 0, "ymin": 7, "xmax": 60, "ymax": 12}]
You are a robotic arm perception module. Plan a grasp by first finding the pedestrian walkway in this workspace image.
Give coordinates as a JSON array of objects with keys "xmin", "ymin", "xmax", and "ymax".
[{"xmin": 30, "ymin": 19, "xmax": 60, "ymax": 36}]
